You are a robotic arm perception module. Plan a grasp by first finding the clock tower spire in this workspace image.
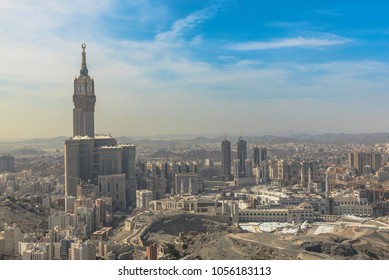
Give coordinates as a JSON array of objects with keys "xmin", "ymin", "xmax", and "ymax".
[
  {"xmin": 73, "ymin": 43, "xmax": 96, "ymax": 137},
  {"xmin": 80, "ymin": 43, "xmax": 88, "ymax": 76}
]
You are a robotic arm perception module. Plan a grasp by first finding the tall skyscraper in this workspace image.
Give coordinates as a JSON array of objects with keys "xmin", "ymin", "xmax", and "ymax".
[
  {"xmin": 221, "ymin": 139, "xmax": 231, "ymax": 181},
  {"xmin": 259, "ymin": 148, "xmax": 267, "ymax": 165},
  {"xmin": 65, "ymin": 44, "xmax": 137, "ymax": 210},
  {"xmin": 253, "ymin": 147, "xmax": 267, "ymax": 166},
  {"xmin": 348, "ymin": 152, "xmax": 355, "ymax": 169},
  {"xmin": 237, "ymin": 137, "xmax": 247, "ymax": 178},
  {"xmin": 253, "ymin": 147, "xmax": 259, "ymax": 167},
  {"xmin": 372, "ymin": 153, "xmax": 382, "ymax": 172}
]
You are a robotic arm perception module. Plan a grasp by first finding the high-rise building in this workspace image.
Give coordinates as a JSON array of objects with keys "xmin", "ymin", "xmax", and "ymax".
[
  {"xmin": 146, "ymin": 243, "xmax": 158, "ymax": 260},
  {"xmin": 48, "ymin": 211, "xmax": 75, "ymax": 230},
  {"xmin": 0, "ymin": 223, "xmax": 23, "ymax": 255},
  {"xmin": 289, "ymin": 161, "xmax": 300, "ymax": 185},
  {"xmin": 372, "ymin": 153, "xmax": 382, "ymax": 172},
  {"xmin": 253, "ymin": 147, "xmax": 267, "ymax": 182},
  {"xmin": 136, "ymin": 189, "xmax": 153, "ymax": 210},
  {"xmin": 221, "ymin": 139, "xmax": 231, "ymax": 181},
  {"xmin": 253, "ymin": 147, "xmax": 267, "ymax": 167},
  {"xmin": 278, "ymin": 160, "xmax": 288, "ymax": 182},
  {"xmin": 260, "ymin": 160, "xmax": 270, "ymax": 183},
  {"xmin": 69, "ymin": 240, "xmax": 96, "ymax": 260},
  {"xmin": 95, "ymin": 198, "xmax": 107, "ymax": 227},
  {"xmin": 64, "ymin": 44, "xmax": 137, "ymax": 210},
  {"xmin": 348, "ymin": 152, "xmax": 355, "ymax": 169},
  {"xmin": 60, "ymin": 239, "xmax": 72, "ymax": 260},
  {"xmin": 97, "ymin": 174, "xmax": 126, "ymax": 210},
  {"xmin": 233, "ymin": 159, "xmax": 240, "ymax": 179},
  {"xmin": 253, "ymin": 147, "xmax": 259, "ymax": 167},
  {"xmin": 269, "ymin": 159, "xmax": 278, "ymax": 179},
  {"xmin": 0, "ymin": 155, "xmax": 14, "ymax": 172},
  {"xmin": 245, "ymin": 159, "xmax": 252, "ymax": 177},
  {"xmin": 174, "ymin": 173, "xmax": 200, "ymax": 195},
  {"xmin": 237, "ymin": 137, "xmax": 247, "ymax": 178}
]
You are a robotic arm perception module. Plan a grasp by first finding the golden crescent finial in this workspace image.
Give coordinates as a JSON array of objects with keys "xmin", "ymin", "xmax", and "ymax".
[{"xmin": 81, "ymin": 43, "xmax": 86, "ymax": 51}]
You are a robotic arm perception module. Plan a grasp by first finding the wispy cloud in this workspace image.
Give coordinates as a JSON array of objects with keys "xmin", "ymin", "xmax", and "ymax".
[
  {"xmin": 156, "ymin": 7, "xmax": 216, "ymax": 41},
  {"xmin": 229, "ymin": 36, "xmax": 350, "ymax": 51}
]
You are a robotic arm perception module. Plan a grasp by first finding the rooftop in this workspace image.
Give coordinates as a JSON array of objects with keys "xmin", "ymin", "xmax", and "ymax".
[
  {"xmin": 71, "ymin": 135, "xmax": 93, "ymax": 140},
  {"xmin": 95, "ymin": 134, "xmax": 113, "ymax": 139}
]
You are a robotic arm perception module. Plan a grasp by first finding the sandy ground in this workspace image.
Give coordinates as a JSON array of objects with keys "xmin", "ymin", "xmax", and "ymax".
[{"xmin": 134, "ymin": 214, "xmax": 389, "ymax": 260}]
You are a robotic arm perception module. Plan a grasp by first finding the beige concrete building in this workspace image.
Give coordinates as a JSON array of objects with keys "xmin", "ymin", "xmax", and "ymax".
[
  {"xmin": 0, "ymin": 223, "xmax": 23, "ymax": 255},
  {"xmin": 136, "ymin": 189, "xmax": 153, "ymax": 210},
  {"xmin": 149, "ymin": 196, "xmax": 235, "ymax": 215},
  {"xmin": 98, "ymin": 174, "xmax": 126, "ymax": 211},
  {"xmin": 332, "ymin": 191, "xmax": 372, "ymax": 217},
  {"xmin": 69, "ymin": 240, "xmax": 96, "ymax": 260},
  {"xmin": 97, "ymin": 241, "xmax": 120, "ymax": 260},
  {"xmin": 174, "ymin": 173, "xmax": 200, "ymax": 195},
  {"xmin": 20, "ymin": 243, "xmax": 49, "ymax": 260},
  {"xmin": 91, "ymin": 227, "xmax": 112, "ymax": 242},
  {"xmin": 75, "ymin": 207, "xmax": 95, "ymax": 238},
  {"xmin": 48, "ymin": 211, "xmax": 76, "ymax": 230},
  {"xmin": 237, "ymin": 202, "xmax": 314, "ymax": 224}
]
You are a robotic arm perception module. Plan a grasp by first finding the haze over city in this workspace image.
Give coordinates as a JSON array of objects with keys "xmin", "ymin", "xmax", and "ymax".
[
  {"xmin": 1, "ymin": 0, "xmax": 389, "ymax": 138},
  {"xmin": 3, "ymin": 1, "xmax": 389, "ymax": 262}
]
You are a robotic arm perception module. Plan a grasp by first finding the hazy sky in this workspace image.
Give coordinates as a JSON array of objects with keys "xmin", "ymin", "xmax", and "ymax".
[{"xmin": 1, "ymin": 0, "xmax": 389, "ymax": 139}]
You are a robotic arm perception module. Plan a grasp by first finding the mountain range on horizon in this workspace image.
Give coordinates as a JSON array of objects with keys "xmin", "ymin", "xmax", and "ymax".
[{"xmin": 1, "ymin": 132, "xmax": 389, "ymax": 146}]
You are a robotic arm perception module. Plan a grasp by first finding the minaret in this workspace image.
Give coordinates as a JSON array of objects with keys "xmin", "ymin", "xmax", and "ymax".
[
  {"xmin": 73, "ymin": 43, "xmax": 96, "ymax": 137},
  {"xmin": 300, "ymin": 167, "xmax": 305, "ymax": 187},
  {"xmin": 308, "ymin": 167, "xmax": 313, "ymax": 192}
]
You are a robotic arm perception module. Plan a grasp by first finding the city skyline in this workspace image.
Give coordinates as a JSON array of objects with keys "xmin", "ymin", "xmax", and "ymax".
[{"xmin": 1, "ymin": 1, "xmax": 389, "ymax": 138}]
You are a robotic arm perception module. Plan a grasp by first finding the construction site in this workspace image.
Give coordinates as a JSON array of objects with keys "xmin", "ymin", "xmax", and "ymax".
[{"xmin": 109, "ymin": 210, "xmax": 389, "ymax": 260}]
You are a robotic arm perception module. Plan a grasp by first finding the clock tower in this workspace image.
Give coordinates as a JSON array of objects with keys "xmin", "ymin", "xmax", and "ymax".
[{"xmin": 73, "ymin": 43, "xmax": 96, "ymax": 137}]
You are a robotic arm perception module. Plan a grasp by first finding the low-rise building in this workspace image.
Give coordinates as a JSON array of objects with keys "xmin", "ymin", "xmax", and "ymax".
[{"xmin": 237, "ymin": 202, "xmax": 314, "ymax": 224}]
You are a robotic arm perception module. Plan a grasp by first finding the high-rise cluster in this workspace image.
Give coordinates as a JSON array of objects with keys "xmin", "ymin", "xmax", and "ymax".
[
  {"xmin": 348, "ymin": 152, "xmax": 382, "ymax": 176},
  {"xmin": 221, "ymin": 136, "xmax": 268, "ymax": 183}
]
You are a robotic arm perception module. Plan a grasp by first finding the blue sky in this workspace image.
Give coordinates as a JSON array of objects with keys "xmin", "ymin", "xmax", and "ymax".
[{"xmin": 1, "ymin": 0, "xmax": 389, "ymax": 138}]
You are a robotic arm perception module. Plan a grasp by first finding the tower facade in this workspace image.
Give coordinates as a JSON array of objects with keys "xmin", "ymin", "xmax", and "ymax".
[
  {"xmin": 253, "ymin": 147, "xmax": 260, "ymax": 167},
  {"xmin": 253, "ymin": 147, "xmax": 267, "ymax": 166},
  {"xmin": 237, "ymin": 137, "xmax": 247, "ymax": 178},
  {"xmin": 65, "ymin": 44, "xmax": 137, "ymax": 209},
  {"xmin": 259, "ymin": 148, "xmax": 267, "ymax": 165},
  {"xmin": 73, "ymin": 44, "xmax": 96, "ymax": 138},
  {"xmin": 221, "ymin": 139, "xmax": 231, "ymax": 181}
]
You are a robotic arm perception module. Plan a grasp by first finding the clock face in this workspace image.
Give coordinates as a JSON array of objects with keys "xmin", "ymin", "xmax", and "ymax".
[{"xmin": 74, "ymin": 83, "xmax": 93, "ymax": 95}]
